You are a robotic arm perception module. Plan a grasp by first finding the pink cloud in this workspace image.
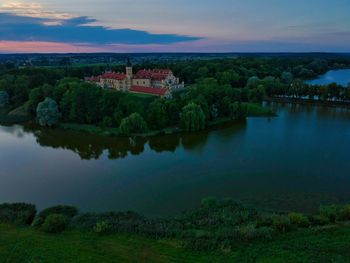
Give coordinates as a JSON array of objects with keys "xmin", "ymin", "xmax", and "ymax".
[{"xmin": 0, "ymin": 39, "xmax": 227, "ymax": 53}]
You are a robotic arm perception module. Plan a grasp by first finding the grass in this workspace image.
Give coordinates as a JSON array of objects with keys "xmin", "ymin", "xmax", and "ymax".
[
  {"xmin": 59, "ymin": 123, "xmax": 120, "ymax": 136},
  {"xmin": 1, "ymin": 224, "xmax": 350, "ymax": 262},
  {"xmin": 246, "ymin": 103, "xmax": 276, "ymax": 117}
]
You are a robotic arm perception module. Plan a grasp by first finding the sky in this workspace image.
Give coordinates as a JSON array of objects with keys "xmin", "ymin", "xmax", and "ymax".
[{"xmin": 0, "ymin": 0, "xmax": 350, "ymax": 53}]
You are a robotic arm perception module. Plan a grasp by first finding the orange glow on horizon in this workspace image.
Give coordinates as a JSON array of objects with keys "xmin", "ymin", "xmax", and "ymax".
[{"xmin": 0, "ymin": 41, "xmax": 104, "ymax": 53}]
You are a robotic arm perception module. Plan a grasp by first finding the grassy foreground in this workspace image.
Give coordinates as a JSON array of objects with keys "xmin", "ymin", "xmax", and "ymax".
[{"xmin": 1, "ymin": 224, "xmax": 350, "ymax": 263}]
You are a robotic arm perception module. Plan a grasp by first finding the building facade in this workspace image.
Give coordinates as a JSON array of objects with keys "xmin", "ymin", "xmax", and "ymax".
[{"xmin": 85, "ymin": 63, "xmax": 184, "ymax": 98}]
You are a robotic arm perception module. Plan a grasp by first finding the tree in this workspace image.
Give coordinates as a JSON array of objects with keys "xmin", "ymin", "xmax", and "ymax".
[
  {"xmin": 245, "ymin": 76, "xmax": 260, "ymax": 89},
  {"xmin": 281, "ymin": 71, "xmax": 293, "ymax": 85},
  {"xmin": 230, "ymin": 102, "xmax": 248, "ymax": 120},
  {"xmin": 119, "ymin": 113, "xmax": 148, "ymax": 135},
  {"xmin": 36, "ymin": 97, "xmax": 61, "ymax": 127},
  {"xmin": 180, "ymin": 102, "xmax": 206, "ymax": 132},
  {"xmin": 147, "ymin": 100, "xmax": 168, "ymax": 129},
  {"xmin": 0, "ymin": 90, "xmax": 9, "ymax": 108}
]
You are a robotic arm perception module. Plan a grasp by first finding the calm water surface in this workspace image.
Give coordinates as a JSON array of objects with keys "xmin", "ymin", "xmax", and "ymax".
[
  {"xmin": 306, "ymin": 69, "xmax": 350, "ymax": 86},
  {"xmin": 1, "ymin": 103, "xmax": 350, "ymax": 216}
]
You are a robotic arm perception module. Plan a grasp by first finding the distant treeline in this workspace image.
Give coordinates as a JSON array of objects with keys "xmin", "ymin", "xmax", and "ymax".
[{"xmin": 1, "ymin": 198, "xmax": 350, "ymax": 251}]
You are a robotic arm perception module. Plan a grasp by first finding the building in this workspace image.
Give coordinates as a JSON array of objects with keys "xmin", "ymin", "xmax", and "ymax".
[{"xmin": 85, "ymin": 60, "xmax": 184, "ymax": 98}]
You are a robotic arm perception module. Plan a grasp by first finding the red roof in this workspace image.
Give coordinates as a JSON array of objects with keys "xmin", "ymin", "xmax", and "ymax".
[
  {"xmin": 85, "ymin": 76, "xmax": 100, "ymax": 82},
  {"xmin": 100, "ymin": 72, "xmax": 127, "ymax": 81},
  {"xmin": 134, "ymin": 69, "xmax": 171, "ymax": 81},
  {"xmin": 130, "ymin": 86, "xmax": 169, "ymax": 96}
]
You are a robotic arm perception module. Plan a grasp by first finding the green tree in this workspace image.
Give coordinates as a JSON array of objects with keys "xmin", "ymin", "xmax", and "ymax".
[
  {"xmin": 36, "ymin": 97, "xmax": 61, "ymax": 127},
  {"xmin": 180, "ymin": 102, "xmax": 206, "ymax": 132},
  {"xmin": 230, "ymin": 102, "xmax": 248, "ymax": 120},
  {"xmin": 147, "ymin": 100, "xmax": 168, "ymax": 129},
  {"xmin": 281, "ymin": 71, "xmax": 293, "ymax": 84},
  {"xmin": 0, "ymin": 91, "xmax": 9, "ymax": 108},
  {"xmin": 119, "ymin": 113, "xmax": 148, "ymax": 135}
]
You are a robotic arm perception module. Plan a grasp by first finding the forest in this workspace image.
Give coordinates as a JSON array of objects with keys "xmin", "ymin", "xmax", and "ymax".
[{"xmin": 0, "ymin": 55, "xmax": 350, "ymax": 135}]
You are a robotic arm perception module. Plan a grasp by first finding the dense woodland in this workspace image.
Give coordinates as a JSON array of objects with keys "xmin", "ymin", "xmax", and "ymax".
[{"xmin": 1, "ymin": 55, "xmax": 350, "ymax": 134}]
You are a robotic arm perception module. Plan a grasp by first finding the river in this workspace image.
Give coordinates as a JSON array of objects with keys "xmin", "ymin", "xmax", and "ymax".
[
  {"xmin": 1, "ymin": 103, "xmax": 350, "ymax": 216},
  {"xmin": 306, "ymin": 69, "xmax": 350, "ymax": 86}
]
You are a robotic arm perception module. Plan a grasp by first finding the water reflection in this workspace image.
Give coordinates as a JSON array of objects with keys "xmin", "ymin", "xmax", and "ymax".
[
  {"xmin": 16, "ymin": 122, "xmax": 240, "ymax": 160},
  {"xmin": 1, "ymin": 103, "xmax": 350, "ymax": 215}
]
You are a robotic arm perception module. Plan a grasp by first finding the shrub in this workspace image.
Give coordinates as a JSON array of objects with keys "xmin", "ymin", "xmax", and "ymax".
[
  {"xmin": 42, "ymin": 214, "xmax": 67, "ymax": 233},
  {"xmin": 237, "ymin": 224, "xmax": 259, "ymax": 242},
  {"xmin": 338, "ymin": 205, "xmax": 350, "ymax": 221},
  {"xmin": 310, "ymin": 215, "xmax": 330, "ymax": 226},
  {"xmin": 288, "ymin": 212, "xmax": 310, "ymax": 227},
  {"xmin": 93, "ymin": 221, "xmax": 111, "ymax": 234},
  {"xmin": 257, "ymin": 227, "xmax": 274, "ymax": 241},
  {"xmin": 320, "ymin": 205, "xmax": 340, "ymax": 223},
  {"xmin": 70, "ymin": 211, "xmax": 146, "ymax": 233},
  {"xmin": 33, "ymin": 205, "xmax": 78, "ymax": 228},
  {"xmin": 256, "ymin": 214, "xmax": 274, "ymax": 227},
  {"xmin": 272, "ymin": 215, "xmax": 292, "ymax": 233},
  {"xmin": 0, "ymin": 203, "xmax": 36, "ymax": 225}
]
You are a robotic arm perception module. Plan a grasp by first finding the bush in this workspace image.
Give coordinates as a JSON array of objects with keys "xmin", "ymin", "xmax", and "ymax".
[
  {"xmin": 272, "ymin": 215, "xmax": 292, "ymax": 233},
  {"xmin": 70, "ymin": 211, "xmax": 146, "ymax": 233},
  {"xmin": 42, "ymin": 214, "xmax": 67, "ymax": 233},
  {"xmin": 237, "ymin": 224, "xmax": 259, "ymax": 242},
  {"xmin": 338, "ymin": 205, "xmax": 350, "ymax": 221},
  {"xmin": 288, "ymin": 212, "xmax": 310, "ymax": 227},
  {"xmin": 0, "ymin": 203, "xmax": 36, "ymax": 225},
  {"xmin": 256, "ymin": 214, "xmax": 274, "ymax": 227},
  {"xmin": 93, "ymin": 221, "xmax": 111, "ymax": 234},
  {"xmin": 33, "ymin": 205, "xmax": 78, "ymax": 228},
  {"xmin": 257, "ymin": 227, "xmax": 274, "ymax": 241},
  {"xmin": 320, "ymin": 205, "xmax": 340, "ymax": 223},
  {"xmin": 310, "ymin": 215, "xmax": 330, "ymax": 226}
]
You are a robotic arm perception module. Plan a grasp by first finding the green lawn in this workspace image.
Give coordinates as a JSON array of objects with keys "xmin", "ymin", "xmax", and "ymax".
[{"xmin": 1, "ymin": 224, "xmax": 350, "ymax": 263}]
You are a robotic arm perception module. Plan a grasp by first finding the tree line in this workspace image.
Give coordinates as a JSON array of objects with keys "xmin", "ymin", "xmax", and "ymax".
[{"xmin": 1, "ymin": 56, "xmax": 350, "ymax": 134}]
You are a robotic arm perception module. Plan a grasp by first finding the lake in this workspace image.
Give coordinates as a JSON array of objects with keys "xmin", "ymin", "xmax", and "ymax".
[
  {"xmin": 1, "ymin": 103, "xmax": 350, "ymax": 217},
  {"xmin": 306, "ymin": 69, "xmax": 350, "ymax": 86}
]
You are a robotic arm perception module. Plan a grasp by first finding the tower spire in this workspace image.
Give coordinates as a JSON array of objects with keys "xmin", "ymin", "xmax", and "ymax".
[{"xmin": 126, "ymin": 58, "xmax": 133, "ymax": 78}]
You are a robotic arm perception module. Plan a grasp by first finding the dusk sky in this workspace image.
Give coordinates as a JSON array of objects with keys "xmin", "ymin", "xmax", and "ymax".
[{"xmin": 0, "ymin": 0, "xmax": 350, "ymax": 53}]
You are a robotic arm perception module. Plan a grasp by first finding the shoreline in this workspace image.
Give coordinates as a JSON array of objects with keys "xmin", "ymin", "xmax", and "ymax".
[
  {"xmin": 0, "ymin": 103, "xmax": 276, "ymax": 137},
  {"xmin": 265, "ymin": 97, "xmax": 350, "ymax": 109}
]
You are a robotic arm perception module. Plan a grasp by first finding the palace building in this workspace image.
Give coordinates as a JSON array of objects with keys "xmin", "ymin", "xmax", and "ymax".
[{"xmin": 85, "ymin": 60, "xmax": 184, "ymax": 98}]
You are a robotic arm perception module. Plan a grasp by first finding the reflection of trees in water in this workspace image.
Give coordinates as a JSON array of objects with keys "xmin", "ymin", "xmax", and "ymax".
[
  {"xmin": 148, "ymin": 135, "xmax": 180, "ymax": 153},
  {"xmin": 24, "ymin": 122, "xmax": 247, "ymax": 160},
  {"xmin": 0, "ymin": 124, "xmax": 26, "ymax": 138},
  {"xmin": 275, "ymin": 102, "xmax": 350, "ymax": 121},
  {"xmin": 30, "ymin": 127, "xmax": 147, "ymax": 160}
]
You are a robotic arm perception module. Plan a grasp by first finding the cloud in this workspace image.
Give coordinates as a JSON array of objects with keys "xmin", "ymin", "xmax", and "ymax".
[
  {"xmin": 0, "ymin": 1, "xmax": 73, "ymax": 20},
  {"xmin": 0, "ymin": 12, "xmax": 202, "ymax": 45}
]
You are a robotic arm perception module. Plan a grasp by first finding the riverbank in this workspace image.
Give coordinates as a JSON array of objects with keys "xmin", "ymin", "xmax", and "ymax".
[
  {"xmin": 1, "ymin": 224, "xmax": 350, "ymax": 262},
  {"xmin": 0, "ymin": 103, "xmax": 275, "ymax": 137},
  {"xmin": 265, "ymin": 97, "xmax": 350, "ymax": 108},
  {"xmin": 1, "ymin": 216, "xmax": 350, "ymax": 262}
]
